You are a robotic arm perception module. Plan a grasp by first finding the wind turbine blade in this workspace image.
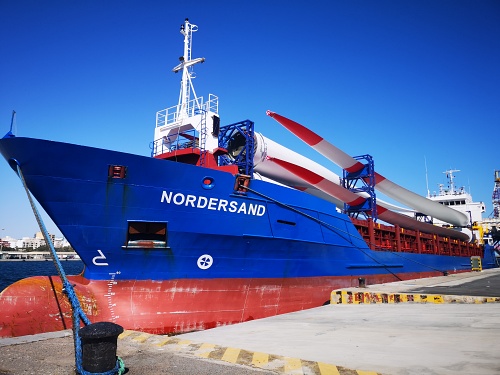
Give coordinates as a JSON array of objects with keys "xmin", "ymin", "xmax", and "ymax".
[
  {"xmin": 266, "ymin": 110, "xmax": 469, "ymax": 227},
  {"xmin": 268, "ymin": 156, "xmax": 470, "ymax": 241}
]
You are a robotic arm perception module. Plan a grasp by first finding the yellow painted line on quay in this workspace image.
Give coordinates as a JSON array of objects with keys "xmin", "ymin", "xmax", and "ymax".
[
  {"xmin": 195, "ymin": 342, "xmax": 217, "ymax": 358},
  {"xmin": 131, "ymin": 332, "xmax": 152, "ymax": 343},
  {"xmin": 118, "ymin": 329, "xmax": 135, "ymax": 339},
  {"xmin": 118, "ymin": 331, "xmax": 383, "ymax": 374},
  {"xmin": 284, "ymin": 356, "xmax": 302, "ymax": 373},
  {"xmin": 220, "ymin": 346, "xmax": 241, "ymax": 363},
  {"xmin": 155, "ymin": 336, "xmax": 174, "ymax": 347},
  {"xmin": 317, "ymin": 362, "xmax": 341, "ymax": 375},
  {"xmin": 331, "ymin": 289, "xmax": 500, "ymax": 305},
  {"xmin": 251, "ymin": 351, "xmax": 269, "ymax": 367},
  {"xmin": 173, "ymin": 339, "xmax": 192, "ymax": 351}
]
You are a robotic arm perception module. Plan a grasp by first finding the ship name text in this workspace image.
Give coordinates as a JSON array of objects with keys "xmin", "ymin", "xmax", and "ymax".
[{"xmin": 161, "ymin": 191, "xmax": 266, "ymax": 216}]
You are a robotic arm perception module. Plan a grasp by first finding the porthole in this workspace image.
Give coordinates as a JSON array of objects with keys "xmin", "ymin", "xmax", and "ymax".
[{"xmin": 202, "ymin": 176, "xmax": 215, "ymax": 189}]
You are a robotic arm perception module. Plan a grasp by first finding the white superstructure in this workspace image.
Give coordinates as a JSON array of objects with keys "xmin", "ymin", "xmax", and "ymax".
[
  {"xmin": 428, "ymin": 170, "xmax": 485, "ymax": 224},
  {"xmin": 428, "ymin": 170, "xmax": 485, "ymax": 240},
  {"xmin": 153, "ymin": 18, "xmax": 219, "ymax": 158}
]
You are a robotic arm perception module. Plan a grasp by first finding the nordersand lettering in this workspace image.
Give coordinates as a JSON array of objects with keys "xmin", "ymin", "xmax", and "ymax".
[{"xmin": 161, "ymin": 191, "xmax": 266, "ymax": 216}]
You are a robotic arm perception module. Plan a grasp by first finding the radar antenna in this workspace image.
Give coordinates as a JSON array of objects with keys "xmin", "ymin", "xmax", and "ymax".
[{"xmin": 444, "ymin": 169, "xmax": 460, "ymax": 194}]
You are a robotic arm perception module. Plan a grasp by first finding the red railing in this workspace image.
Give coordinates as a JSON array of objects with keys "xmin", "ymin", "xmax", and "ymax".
[{"xmin": 351, "ymin": 218, "xmax": 483, "ymax": 257}]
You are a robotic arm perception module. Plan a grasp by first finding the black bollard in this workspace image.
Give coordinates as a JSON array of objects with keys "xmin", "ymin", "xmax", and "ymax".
[
  {"xmin": 358, "ymin": 277, "xmax": 366, "ymax": 288},
  {"xmin": 78, "ymin": 322, "xmax": 124, "ymax": 373}
]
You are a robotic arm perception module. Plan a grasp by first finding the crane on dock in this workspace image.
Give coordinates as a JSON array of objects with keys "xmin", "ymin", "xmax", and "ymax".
[{"xmin": 492, "ymin": 170, "xmax": 500, "ymax": 219}]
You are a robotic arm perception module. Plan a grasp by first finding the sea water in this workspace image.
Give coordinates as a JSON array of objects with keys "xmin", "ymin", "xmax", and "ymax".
[{"xmin": 0, "ymin": 260, "xmax": 84, "ymax": 292}]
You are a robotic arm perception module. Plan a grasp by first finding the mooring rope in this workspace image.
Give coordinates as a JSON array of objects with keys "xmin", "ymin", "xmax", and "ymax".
[
  {"xmin": 240, "ymin": 184, "xmax": 404, "ymax": 278},
  {"xmin": 241, "ymin": 183, "xmax": 450, "ymax": 279},
  {"xmin": 240, "ymin": 184, "xmax": 355, "ymax": 244},
  {"xmin": 15, "ymin": 163, "xmax": 124, "ymax": 375}
]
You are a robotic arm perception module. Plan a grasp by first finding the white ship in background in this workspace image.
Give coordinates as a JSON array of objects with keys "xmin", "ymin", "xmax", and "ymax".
[
  {"xmin": 424, "ymin": 169, "xmax": 500, "ymax": 249},
  {"xmin": 427, "ymin": 169, "xmax": 485, "ymax": 241}
]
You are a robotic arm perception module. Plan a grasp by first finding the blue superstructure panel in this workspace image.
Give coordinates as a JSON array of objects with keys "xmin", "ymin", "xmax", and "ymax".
[{"xmin": 266, "ymin": 203, "xmax": 323, "ymax": 243}]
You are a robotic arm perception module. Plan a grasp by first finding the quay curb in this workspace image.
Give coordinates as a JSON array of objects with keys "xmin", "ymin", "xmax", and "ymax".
[
  {"xmin": 0, "ymin": 329, "xmax": 72, "ymax": 347},
  {"xmin": 331, "ymin": 289, "xmax": 500, "ymax": 304},
  {"xmin": 118, "ymin": 330, "xmax": 382, "ymax": 375}
]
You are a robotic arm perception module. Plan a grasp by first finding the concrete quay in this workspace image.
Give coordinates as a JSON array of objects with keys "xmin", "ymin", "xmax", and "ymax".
[{"xmin": 0, "ymin": 268, "xmax": 499, "ymax": 375}]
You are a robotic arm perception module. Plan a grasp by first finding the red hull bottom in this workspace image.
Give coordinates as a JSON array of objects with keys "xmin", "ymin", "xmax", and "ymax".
[{"xmin": 0, "ymin": 272, "xmax": 444, "ymax": 338}]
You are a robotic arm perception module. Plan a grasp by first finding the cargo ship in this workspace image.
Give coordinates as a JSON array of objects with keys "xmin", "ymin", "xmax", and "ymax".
[{"xmin": 0, "ymin": 19, "xmax": 497, "ymax": 338}]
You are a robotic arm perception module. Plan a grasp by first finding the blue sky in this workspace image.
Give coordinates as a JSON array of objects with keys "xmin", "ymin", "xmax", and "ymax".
[{"xmin": 1, "ymin": 0, "xmax": 499, "ymax": 239}]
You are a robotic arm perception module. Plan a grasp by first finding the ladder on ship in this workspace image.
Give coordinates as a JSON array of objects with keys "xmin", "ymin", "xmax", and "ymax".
[{"xmin": 198, "ymin": 111, "xmax": 208, "ymax": 167}]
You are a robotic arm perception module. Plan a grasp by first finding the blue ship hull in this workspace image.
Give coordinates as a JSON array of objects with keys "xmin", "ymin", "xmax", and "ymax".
[{"xmin": 0, "ymin": 136, "xmax": 496, "ymax": 337}]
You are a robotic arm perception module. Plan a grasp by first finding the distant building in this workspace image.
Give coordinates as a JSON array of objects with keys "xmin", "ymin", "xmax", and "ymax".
[
  {"xmin": 1, "ymin": 236, "xmax": 18, "ymax": 249},
  {"xmin": 17, "ymin": 236, "xmax": 44, "ymax": 250},
  {"xmin": 0, "ymin": 233, "xmax": 70, "ymax": 250},
  {"xmin": 0, "ymin": 238, "xmax": 8, "ymax": 250},
  {"xmin": 35, "ymin": 231, "xmax": 55, "ymax": 243}
]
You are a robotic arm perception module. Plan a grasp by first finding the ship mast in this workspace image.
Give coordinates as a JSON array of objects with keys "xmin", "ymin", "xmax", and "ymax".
[
  {"xmin": 444, "ymin": 169, "xmax": 460, "ymax": 194},
  {"xmin": 172, "ymin": 18, "xmax": 205, "ymax": 122},
  {"xmin": 152, "ymin": 19, "xmax": 219, "ymax": 160}
]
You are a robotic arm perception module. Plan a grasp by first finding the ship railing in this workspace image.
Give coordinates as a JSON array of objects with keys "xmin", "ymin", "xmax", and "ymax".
[
  {"xmin": 352, "ymin": 217, "xmax": 484, "ymax": 257},
  {"xmin": 206, "ymin": 94, "xmax": 219, "ymax": 114},
  {"xmin": 156, "ymin": 94, "xmax": 219, "ymax": 128},
  {"xmin": 151, "ymin": 129, "xmax": 199, "ymax": 156}
]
